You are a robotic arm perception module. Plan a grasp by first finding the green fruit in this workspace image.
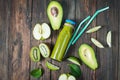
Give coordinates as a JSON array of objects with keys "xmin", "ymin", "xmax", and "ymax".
[
  {"xmin": 91, "ymin": 38, "xmax": 104, "ymax": 48},
  {"xmin": 106, "ymin": 31, "xmax": 112, "ymax": 47},
  {"xmin": 79, "ymin": 44, "xmax": 98, "ymax": 70},
  {"xmin": 47, "ymin": 1, "xmax": 63, "ymax": 30},
  {"xmin": 58, "ymin": 74, "xmax": 67, "ymax": 80},
  {"xmin": 39, "ymin": 43, "xmax": 50, "ymax": 58},
  {"xmin": 46, "ymin": 61, "xmax": 60, "ymax": 71},
  {"xmin": 67, "ymin": 56, "xmax": 81, "ymax": 66},
  {"xmin": 30, "ymin": 47, "xmax": 40, "ymax": 62},
  {"xmin": 33, "ymin": 23, "xmax": 51, "ymax": 40},
  {"xmin": 58, "ymin": 73, "xmax": 76, "ymax": 80}
]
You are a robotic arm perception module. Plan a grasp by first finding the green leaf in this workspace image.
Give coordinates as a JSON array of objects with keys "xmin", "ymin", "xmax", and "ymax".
[
  {"xmin": 30, "ymin": 68, "xmax": 43, "ymax": 78},
  {"xmin": 69, "ymin": 64, "xmax": 81, "ymax": 78}
]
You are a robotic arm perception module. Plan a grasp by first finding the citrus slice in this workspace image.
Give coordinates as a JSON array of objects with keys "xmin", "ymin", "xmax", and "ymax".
[
  {"xmin": 91, "ymin": 38, "xmax": 104, "ymax": 48},
  {"xmin": 67, "ymin": 56, "xmax": 81, "ymax": 66},
  {"xmin": 86, "ymin": 26, "xmax": 101, "ymax": 33},
  {"xmin": 106, "ymin": 31, "xmax": 111, "ymax": 47},
  {"xmin": 46, "ymin": 61, "xmax": 60, "ymax": 70}
]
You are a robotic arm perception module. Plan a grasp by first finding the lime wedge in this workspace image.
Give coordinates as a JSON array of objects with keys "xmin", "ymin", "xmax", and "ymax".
[
  {"xmin": 106, "ymin": 31, "xmax": 111, "ymax": 47},
  {"xmin": 46, "ymin": 61, "xmax": 60, "ymax": 70},
  {"xmin": 67, "ymin": 56, "xmax": 81, "ymax": 66},
  {"xmin": 91, "ymin": 38, "xmax": 104, "ymax": 48},
  {"xmin": 86, "ymin": 26, "xmax": 101, "ymax": 33}
]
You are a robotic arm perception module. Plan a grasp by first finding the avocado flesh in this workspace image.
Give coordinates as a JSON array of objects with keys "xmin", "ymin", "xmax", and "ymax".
[
  {"xmin": 47, "ymin": 1, "xmax": 63, "ymax": 30},
  {"xmin": 79, "ymin": 44, "xmax": 98, "ymax": 70}
]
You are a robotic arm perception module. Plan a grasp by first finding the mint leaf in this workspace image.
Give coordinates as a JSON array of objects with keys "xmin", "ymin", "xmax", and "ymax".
[
  {"xmin": 30, "ymin": 68, "xmax": 43, "ymax": 78},
  {"xmin": 69, "ymin": 64, "xmax": 81, "ymax": 77}
]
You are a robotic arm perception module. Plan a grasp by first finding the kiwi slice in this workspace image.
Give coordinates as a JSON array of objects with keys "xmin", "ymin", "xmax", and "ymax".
[
  {"xmin": 39, "ymin": 43, "xmax": 50, "ymax": 58},
  {"xmin": 30, "ymin": 47, "xmax": 40, "ymax": 62}
]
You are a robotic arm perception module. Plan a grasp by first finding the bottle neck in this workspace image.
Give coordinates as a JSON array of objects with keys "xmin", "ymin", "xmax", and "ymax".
[
  {"xmin": 63, "ymin": 23, "xmax": 74, "ymax": 33},
  {"xmin": 64, "ymin": 23, "xmax": 74, "ymax": 29}
]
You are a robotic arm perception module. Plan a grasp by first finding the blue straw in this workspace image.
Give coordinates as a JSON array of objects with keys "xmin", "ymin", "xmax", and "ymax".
[
  {"xmin": 64, "ymin": 16, "xmax": 90, "ymax": 57},
  {"xmin": 72, "ymin": 6, "xmax": 109, "ymax": 45}
]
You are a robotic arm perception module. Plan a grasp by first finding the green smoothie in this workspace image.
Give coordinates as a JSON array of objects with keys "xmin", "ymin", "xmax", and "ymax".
[{"xmin": 51, "ymin": 20, "xmax": 75, "ymax": 61}]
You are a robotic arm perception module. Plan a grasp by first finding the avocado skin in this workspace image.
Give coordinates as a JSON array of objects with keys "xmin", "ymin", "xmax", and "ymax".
[
  {"xmin": 79, "ymin": 44, "xmax": 98, "ymax": 70},
  {"xmin": 47, "ymin": 1, "xmax": 63, "ymax": 30}
]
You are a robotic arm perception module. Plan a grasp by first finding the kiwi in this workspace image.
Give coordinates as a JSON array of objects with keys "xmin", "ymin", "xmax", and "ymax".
[{"xmin": 30, "ymin": 47, "xmax": 40, "ymax": 62}]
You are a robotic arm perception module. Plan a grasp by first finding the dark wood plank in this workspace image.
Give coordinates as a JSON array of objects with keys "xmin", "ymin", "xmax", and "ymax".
[
  {"xmin": 8, "ymin": 0, "xmax": 32, "ymax": 80},
  {"xmin": 0, "ymin": 0, "xmax": 10, "ymax": 80},
  {"xmin": 30, "ymin": 0, "xmax": 51, "ymax": 80},
  {"xmin": 96, "ymin": 0, "xmax": 119, "ymax": 80},
  {"xmin": 75, "ymin": 0, "xmax": 97, "ymax": 80}
]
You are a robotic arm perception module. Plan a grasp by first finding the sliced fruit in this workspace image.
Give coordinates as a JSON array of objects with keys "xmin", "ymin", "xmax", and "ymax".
[
  {"xmin": 69, "ymin": 64, "xmax": 81, "ymax": 77},
  {"xmin": 47, "ymin": 1, "xmax": 63, "ymax": 30},
  {"xmin": 79, "ymin": 44, "xmax": 98, "ymax": 70},
  {"xmin": 67, "ymin": 56, "xmax": 81, "ymax": 66},
  {"xmin": 33, "ymin": 23, "xmax": 51, "ymax": 40},
  {"xmin": 68, "ymin": 75, "xmax": 76, "ymax": 80},
  {"xmin": 86, "ymin": 26, "xmax": 101, "ymax": 33},
  {"xmin": 39, "ymin": 43, "xmax": 50, "ymax": 58},
  {"xmin": 46, "ymin": 61, "xmax": 60, "ymax": 71},
  {"xmin": 30, "ymin": 47, "xmax": 40, "ymax": 62},
  {"xmin": 58, "ymin": 73, "xmax": 76, "ymax": 80},
  {"xmin": 58, "ymin": 74, "xmax": 67, "ymax": 80},
  {"xmin": 30, "ymin": 68, "xmax": 43, "ymax": 78},
  {"xmin": 91, "ymin": 38, "xmax": 104, "ymax": 48},
  {"xmin": 106, "ymin": 31, "xmax": 112, "ymax": 47}
]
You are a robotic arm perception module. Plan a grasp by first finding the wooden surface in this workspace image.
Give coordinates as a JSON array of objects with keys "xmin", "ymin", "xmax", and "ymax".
[{"xmin": 0, "ymin": 0, "xmax": 119, "ymax": 80}]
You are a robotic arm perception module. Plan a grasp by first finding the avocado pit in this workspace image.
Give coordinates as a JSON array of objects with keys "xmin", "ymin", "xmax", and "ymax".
[{"xmin": 51, "ymin": 7, "xmax": 58, "ymax": 17}]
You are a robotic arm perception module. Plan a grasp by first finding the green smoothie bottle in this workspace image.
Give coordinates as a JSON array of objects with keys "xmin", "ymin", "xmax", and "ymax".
[{"xmin": 51, "ymin": 19, "xmax": 75, "ymax": 61}]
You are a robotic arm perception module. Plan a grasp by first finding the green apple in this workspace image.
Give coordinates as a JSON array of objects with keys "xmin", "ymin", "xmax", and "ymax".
[{"xmin": 33, "ymin": 23, "xmax": 51, "ymax": 40}]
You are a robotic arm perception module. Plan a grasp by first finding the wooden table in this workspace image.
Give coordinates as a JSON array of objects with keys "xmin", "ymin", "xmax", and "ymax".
[{"xmin": 0, "ymin": 0, "xmax": 119, "ymax": 80}]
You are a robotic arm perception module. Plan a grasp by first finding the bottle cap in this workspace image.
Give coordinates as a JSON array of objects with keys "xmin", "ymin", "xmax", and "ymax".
[{"xmin": 65, "ymin": 19, "xmax": 76, "ymax": 25}]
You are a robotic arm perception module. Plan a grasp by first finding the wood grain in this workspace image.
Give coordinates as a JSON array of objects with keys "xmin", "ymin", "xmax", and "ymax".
[{"xmin": 0, "ymin": 0, "xmax": 119, "ymax": 80}]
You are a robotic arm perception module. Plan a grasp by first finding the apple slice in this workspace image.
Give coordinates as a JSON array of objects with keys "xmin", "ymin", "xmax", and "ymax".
[
  {"xmin": 58, "ymin": 73, "xmax": 76, "ymax": 80},
  {"xmin": 33, "ymin": 23, "xmax": 51, "ymax": 40}
]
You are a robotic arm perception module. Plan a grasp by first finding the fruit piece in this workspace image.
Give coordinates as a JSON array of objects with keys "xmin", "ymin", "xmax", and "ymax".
[
  {"xmin": 30, "ymin": 68, "xmax": 43, "ymax": 78},
  {"xmin": 69, "ymin": 64, "xmax": 81, "ymax": 77},
  {"xmin": 30, "ymin": 47, "xmax": 40, "ymax": 62},
  {"xmin": 58, "ymin": 74, "xmax": 67, "ymax": 80},
  {"xmin": 86, "ymin": 26, "xmax": 101, "ymax": 33},
  {"xmin": 47, "ymin": 1, "xmax": 63, "ymax": 30},
  {"xmin": 39, "ymin": 43, "xmax": 50, "ymax": 58},
  {"xmin": 91, "ymin": 38, "xmax": 104, "ymax": 48},
  {"xmin": 67, "ymin": 56, "xmax": 81, "ymax": 66},
  {"xmin": 58, "ymin": 73, "xmax": 76, "ymax": 80},
  {"xmin": 68, "ymin": 75, "xmax": 76, "ymax": 80},
  {"xmin": 46, "ymin": 61, "xmax": 60, "ymax": 70},
  {"xmin": 106, "ymin": 31, "xmax": 112, "ymax": 47},
  {"xmin": 33, "ymin": 23, "xmax": 51, "ymax": 40},
  {"xmin": 79, "ymin": 44, "xmax": 98, "ymax": 70}
]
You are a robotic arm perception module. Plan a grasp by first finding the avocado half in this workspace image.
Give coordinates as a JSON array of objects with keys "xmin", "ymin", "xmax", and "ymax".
[
  {"xmin": 47, "ymin": 1, "xmax": 63, "ymax": 30},
  {"xmin": 79, "ymin": 44, "xmax": 98, "ymax": 70}
]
